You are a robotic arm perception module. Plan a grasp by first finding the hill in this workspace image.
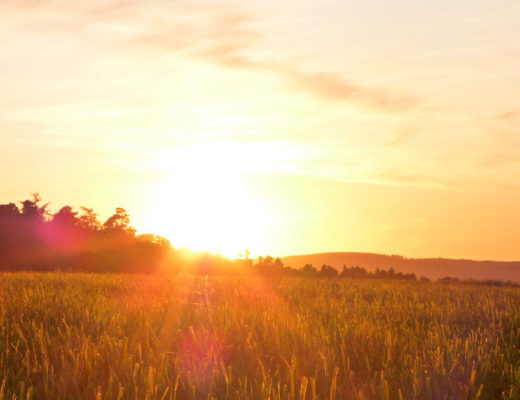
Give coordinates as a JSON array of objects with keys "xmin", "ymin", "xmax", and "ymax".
[{"xmin": 282, "ymin": 252, "xmax": 520, "ymax": 282}]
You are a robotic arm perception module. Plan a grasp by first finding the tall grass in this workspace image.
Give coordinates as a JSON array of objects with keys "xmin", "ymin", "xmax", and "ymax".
[{"xmin": 0, "ymin": 273, "xmax": 519, "ymax": 399}]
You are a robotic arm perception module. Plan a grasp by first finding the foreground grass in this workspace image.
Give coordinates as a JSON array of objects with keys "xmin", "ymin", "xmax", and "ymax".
[{"xmin": 0, "ymin": 274, "xmax": 519, "ymax": 399}]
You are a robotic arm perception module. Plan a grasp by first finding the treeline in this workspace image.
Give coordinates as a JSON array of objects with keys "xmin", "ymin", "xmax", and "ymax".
[
  {"xmin": 250, "ymin": 256, "xmax": 418, "ymax": 280},
  {"xmin": 0, "ymin": 194, "xmax": 419, "ymax": 279},
  {"xmin": 0, "ymin": 194, "xmax": 170, "ymax": 273},
  {"xmin": 2, "ymin": 195, "xmax": 514, "ymax": 285}
]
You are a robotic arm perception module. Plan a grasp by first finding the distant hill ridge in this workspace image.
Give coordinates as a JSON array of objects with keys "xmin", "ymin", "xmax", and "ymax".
[{"xmin": 282, "ymin": 252, "xmax": 520, "ymax": 282}]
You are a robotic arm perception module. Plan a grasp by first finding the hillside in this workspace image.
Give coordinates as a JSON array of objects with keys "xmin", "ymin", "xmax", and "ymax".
[{"xmin": 282, "ymin": 252, "xmax": 520, "ymax": 282}]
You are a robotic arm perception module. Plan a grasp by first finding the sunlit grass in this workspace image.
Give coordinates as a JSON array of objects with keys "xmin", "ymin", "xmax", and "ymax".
[{"xmin": 0, "ymin": 273, "xmax": 519, "ymax": 399}]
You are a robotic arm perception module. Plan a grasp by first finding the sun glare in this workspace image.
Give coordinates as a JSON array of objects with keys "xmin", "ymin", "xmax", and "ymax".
[{"xmin": 142, "ymin": 145, "xmax": 272, "ymax": 258}]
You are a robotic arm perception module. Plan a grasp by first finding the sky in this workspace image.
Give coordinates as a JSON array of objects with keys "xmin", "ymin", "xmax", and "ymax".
[{"xmin": 1, "ymin": 0, "xmax": 520, "ymax": 259}]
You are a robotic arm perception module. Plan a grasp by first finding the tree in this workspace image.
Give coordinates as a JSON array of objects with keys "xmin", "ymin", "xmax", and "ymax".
[
  {"xmin": 0, "ymin": 203, "xmax": 20, "ymax": 219},
  {"xmin": 79, "ymin": 207, "xmax": 101, "ymax": 231},
  {"xmin": 301, "ymin": 263, "xmax": 318, "ymax": 277},
  {"xmin": 320, "ymin": 264, "xmax": 338, "ymax": 278},
  {"xmin": 138, "ymin": 234, "xmax": 171, "ymax": 248},
  {"xmin": 52, "ymin": 206, "xmax": 79, "ymax": 227},
  {"xmin": 20, "ymin": 192, "xmax": 49, "ymax": 221},
  {"xmin": 103, "ymin": 208, "xmax": 135, "ymax": 234},
  {"xmin": 0, "ymin": 195, "xmax": 167, "ymax": 273},
  {"xmin": 273, "ymin": 257, "xmax": 284, "ymax": 270}
]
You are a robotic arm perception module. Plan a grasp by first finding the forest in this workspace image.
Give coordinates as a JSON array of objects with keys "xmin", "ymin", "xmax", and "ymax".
[
  {"xmin": 3, "ymin": 194, "xmax": 517, "ymax": 288},
  {"xmin": 0, "ymin": 194, "xmax": 421, "ymax": 280},
  {"xmin": 0, "ymin": 194, "xmax": 170, "ymax": 273}
]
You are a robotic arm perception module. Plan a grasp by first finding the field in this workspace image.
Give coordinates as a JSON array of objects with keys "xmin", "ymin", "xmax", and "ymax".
[{"xmin": 0, "ymin": 274, "xmax": 519, "ymax": 399}]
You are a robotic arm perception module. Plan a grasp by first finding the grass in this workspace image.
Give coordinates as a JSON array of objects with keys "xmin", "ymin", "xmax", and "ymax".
[{"xmin": 0, "ymin": 273, "xmax": 519, "ymax": 399}]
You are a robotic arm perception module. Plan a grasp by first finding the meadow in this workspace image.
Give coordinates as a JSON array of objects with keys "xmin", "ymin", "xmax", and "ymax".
[{"xmin": 0, "ymin": 273, "xmax": 519, "ymax": 400}]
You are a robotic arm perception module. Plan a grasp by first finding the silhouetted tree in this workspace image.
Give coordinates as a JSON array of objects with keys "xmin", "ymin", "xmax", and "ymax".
[
  {"xmin": 320, "ymin": 264, "xmax": 339, "ymax": 278},
  {"xmin": 0, "ymin": 195, "xmax": 170, "ymax": 273},
  {"xmin": 0, "ymin": 194, "xmax": 429, "ymax": 278},
  {"xmin": 0, "ymin": 203, "xmax": 20, "ymax": 219},
  {"xmin": 52, "ymin": 206, "xmax": 79, "ymax": 226},
  {"xmin": 20, "ymin": 192, "xmax": 48, "ymax": 221},
  {"xmin": 103, "ymin": 207, "xmax": 135, "ymax": 235},
  {"xmin": 340, "ymin": 265, "xmax": 369, "ymax": 278},
  {"xmin": 301, "ymin": 263, "xmax": 318, "ymax": 277},
  {"xmin": 79, "ymin": 207, "xmax": 101, "ymax": 231}
]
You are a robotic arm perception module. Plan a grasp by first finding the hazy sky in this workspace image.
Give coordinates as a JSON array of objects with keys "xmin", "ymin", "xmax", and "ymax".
[{"xmin": 2, "ymin": 0, "xmax": 520, "ymax": 259}]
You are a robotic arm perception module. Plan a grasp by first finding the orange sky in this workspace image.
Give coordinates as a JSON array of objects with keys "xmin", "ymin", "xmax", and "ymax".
[{"xmin": 1, "ymin": 0, "xmax": 520, "ymax": 259}]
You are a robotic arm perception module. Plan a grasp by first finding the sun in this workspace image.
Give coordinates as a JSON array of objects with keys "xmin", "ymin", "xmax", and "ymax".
[{"xmin": 142, "ymin": 146, "xmax": 272, "ymax": 258}]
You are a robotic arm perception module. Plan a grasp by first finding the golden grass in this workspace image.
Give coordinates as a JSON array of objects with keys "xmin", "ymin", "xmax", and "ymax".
[{"xmin": 0, "ymin": 273, "xmax": 519, "ymax": 399}]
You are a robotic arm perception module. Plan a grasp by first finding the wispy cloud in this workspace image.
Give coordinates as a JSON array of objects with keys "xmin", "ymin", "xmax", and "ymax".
[
  {"xmin": 279, "ymin": 69, "xmax": 419, "ymax": 112},
  {"xmin": 135, "ymin": 6, "xmax": 419, "ymax": 112},
  {"xmin": 6, "ymin": 0, "xmax": 416, "ymax": 113},
  {"xmin": 486, "ymin": 110, "xmax": 520, "ymax": 121},
  {"xmin": 384, "ymin": 128, "xmax": 416, "ymax": 146},
  {"xmin": 4, "ymin": 0, "xmax": 420, "ymax": 113}
]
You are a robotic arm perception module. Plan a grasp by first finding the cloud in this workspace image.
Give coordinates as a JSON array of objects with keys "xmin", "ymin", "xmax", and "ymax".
[
  {"xmin": 0, "ymin": 120, "xmax": 45, "ymax": 142},
  {"xmin": 136, "ymin": 9, "xmax": 261, "ymax": 60},
  {"xmin": 384, "ymin": 128, "xmax": 416, "ymax": 146},
  {"xmin": 3, "ymin": 0, "xmax": 419, "ymax": 113},
  {"xmin": 487, "ymin": 110, "xmax": 520, "ymax": 121},
  {"xmin": 279, "ymin": 69, "xmax": 419, "ymax": 112},
  {"xmin": 138, "ymin": 14, "xmax": 418, "ymax": 112},
  {"xmin": 124, "ymin": 4, "xmax": 419, "ymax": 112}
]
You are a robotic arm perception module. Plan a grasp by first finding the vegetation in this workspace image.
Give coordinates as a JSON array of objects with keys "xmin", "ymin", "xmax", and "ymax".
[
  {"xmin": 283, "ymin": 253, "xmax": 520, "ymax": 282},
  {"xmin": 0, "ymin": 274, "xmax": 519, "ymax": 399},
  {"xmin": 0, "ymin": 194, "xmax": 421, "ymax": 280},
  {"xmin": 2, "ymin": 195, "xmax": 520, "ymax": 399},
  {"xmin": 0, "ymin": 194, "xmax": 170, "ymax": 273}
]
